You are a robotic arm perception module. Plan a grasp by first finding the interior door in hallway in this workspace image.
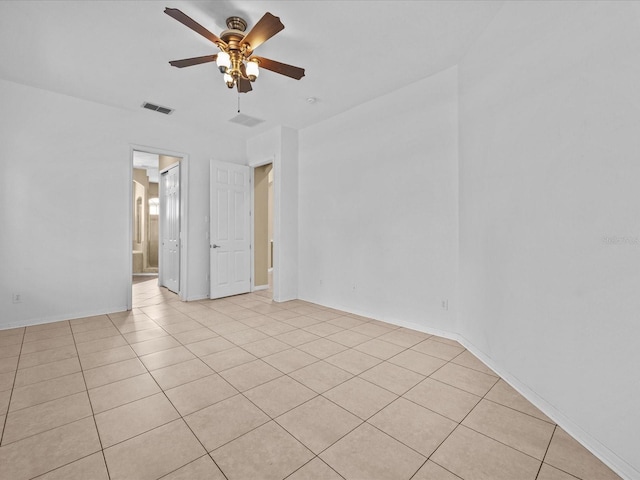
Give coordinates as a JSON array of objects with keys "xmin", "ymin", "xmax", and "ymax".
[
  {"xmin": 210, "ymin": 160, "xmax": 251, "ymax": 299},
  {"xmin": 160, "ymin": 164, "xmax": 180, "ymax": 293}
]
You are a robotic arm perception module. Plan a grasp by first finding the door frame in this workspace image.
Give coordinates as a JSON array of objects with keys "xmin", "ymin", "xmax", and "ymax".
[
  {"xmin": 128, "ymin": 144, "xmax": 189, "ymax": 309},
  {"xmin": 249, "ymin": 156, "xmax": 275, "ymax": 295}
]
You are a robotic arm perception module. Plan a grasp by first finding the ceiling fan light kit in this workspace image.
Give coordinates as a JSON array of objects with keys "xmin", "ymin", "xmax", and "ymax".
[{"xmin": 165, "ymin": 8, "xmax": 305, "ymax": 94}]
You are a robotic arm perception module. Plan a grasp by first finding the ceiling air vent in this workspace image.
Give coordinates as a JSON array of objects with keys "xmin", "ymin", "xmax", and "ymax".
[
  {"xmin": 141, "ymin": 102, "xmax": 174, "ymax": 115},
  {"xmin": 228, "ymin": 113, "xmax": 264, "ymax": 127}
]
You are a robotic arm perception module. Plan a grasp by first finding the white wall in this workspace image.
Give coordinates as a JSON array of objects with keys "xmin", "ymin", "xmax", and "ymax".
[
  {"xmin": 298, "ymin": 67, "xmax": 459, "ymax": 334},
  {"xmin": 458, "ymin": 2, "xmax": 640, "ymax": 478},
  {"xmin": 247, "ymin": 126, "xmax": 299, "ymax": 302},
  {"xmin": 0, "ymin": 79, "xmax": 244, "ymax": 328}
]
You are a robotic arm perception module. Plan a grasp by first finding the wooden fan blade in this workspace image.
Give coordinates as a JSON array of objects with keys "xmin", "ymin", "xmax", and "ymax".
[
  {"xmin": 237, "ymin": 77, "xmax": 253, "ymax": 93},
  {"xmin": 164, "ymin": 8, "xmax": 224, "ymax": 46},
  {"xmin": 169, "ymin": 54, "xmax": 218, "ymax": 68},
  {"xmin": 252, "ymin": 56, "xmax": 305, "ymax": 80},
  {"xmin": 240, "ymin": 12, "xmax": 284, "ymax": 52}
]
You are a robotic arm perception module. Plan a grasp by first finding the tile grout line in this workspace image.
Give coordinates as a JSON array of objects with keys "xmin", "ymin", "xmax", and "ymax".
[
  {"xmin": 157, "ymin": 453, "xmax": 227, "ymax": 480},
  {"xmin": 363, "ymin": 421, "xmax": 431, "ymax": 479},
  {"xmin": 481, "ymin": 395, "xmax": 556, "ymax": 425},
  {"xmin": 411, "ymin": 455, "xmax": 464, "ymax": 480},
  {"xmin": 80, "ymin": 323, "xmax": 228, "ymax": 477},
  {"xmin": 14, "ymin": 321, "xmax": 112, "ymax": 479},
  {"xmin": 5, "ymin": 316, "xmax": 232, "ymax": 442},
  {"xmin": 73, "ymin": 316, "xmax": 114, "ymax": 480},
  {"xmin": 128, "ymin": 328, "xmax": 232, "ymax": 480},
  {"xmin": 535, "ymin": 424, "xmax": 558, "ymax": 479},
  {"xmin": 190, "ymin": 288, "xmax": 516, "ymax": 475},
  {"xmin": 425, "ymin": 369, "xmax": 557, "ymax": 478},
  {"xmin": 151, "ymin": 299, "xmax": 372, "ymax": 478},
  {"xmin": 161, "ymin": 302, "xmax": 449, "ymax": 475},
  {"xmin": 267, "ymin": 358, "xmax": 453, "ymax": 478},
  {"xmin": 5, "ymin": 281, "xmax": 584, "ymax": 480},
  {"xmin": 8, "ymin": 307, "xmax": 420, "ymax": 422},
  {"xmin": 0, "ymin": 326, "xmax": 26, "ymax": 448},
  {"xmin": 459, "ymin": 421, "xmax": 553, "ymax": 466},
  {"xmin": 533, "ymin": 425, "xmax": 587, "ymax": 480},
  {"xmin": 282, "ymin": 456, "xmax": 348, "ymax": 480},
  {"xmin": 392, "ymin": 354, "xmax": 502, "ymax": 480}
]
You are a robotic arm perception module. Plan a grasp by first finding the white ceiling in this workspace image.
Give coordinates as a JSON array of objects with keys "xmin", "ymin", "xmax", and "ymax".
[
  {"xmin": 133, "ymin": 151, "xmax": 160, "ymax": 183},
  {"xmin": 0, "ymin": 0, "xmax": 503, "ymax": 140}
]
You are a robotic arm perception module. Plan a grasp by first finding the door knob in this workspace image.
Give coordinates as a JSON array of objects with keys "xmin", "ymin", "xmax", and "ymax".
[{"xmin": 211, "ymin": 244, "xmax": 221, "ymax": 248}]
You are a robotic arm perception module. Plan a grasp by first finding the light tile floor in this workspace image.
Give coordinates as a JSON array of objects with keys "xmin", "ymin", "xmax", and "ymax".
[{"xmin": 0, "ymin": 277, "xmax": 623, "ymax": 480}]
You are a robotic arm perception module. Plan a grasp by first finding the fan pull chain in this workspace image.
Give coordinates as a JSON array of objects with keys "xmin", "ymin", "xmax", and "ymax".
[{"xmin": 237, "ymin": 92, "xmax": 241, "ymax": 113}]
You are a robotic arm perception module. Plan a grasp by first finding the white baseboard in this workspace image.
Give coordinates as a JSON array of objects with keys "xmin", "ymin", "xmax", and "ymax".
[
  {"xmin": 186, "ymin": 294, "xmax": 209, "ymax": 302},
  {"xmin": 0, "ymin": 305, "xmax": 129, "ymax": 331},
  {"xmin": 4, "ymin": 292, "xmax": 636, "ymax": 479},
  {"xmin": 457, "ymin": 335, "xmax": 638, "ymax": 480},
  {"xmin": 296, "ymin": 295, "xmax": 637, "ymax": 480},
  {"xmin": 298, "ymin": 297, "xmax": 458, "ymax": 342}
]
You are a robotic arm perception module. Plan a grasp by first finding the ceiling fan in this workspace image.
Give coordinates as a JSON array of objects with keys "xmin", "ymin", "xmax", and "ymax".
[{"xmin": 165, "ymin": 7, "xmax": 305, "ymax": 93}]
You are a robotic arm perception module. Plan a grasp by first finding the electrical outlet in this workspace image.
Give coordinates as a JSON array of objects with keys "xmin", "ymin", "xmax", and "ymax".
[
  {"xmin": 441, "ymin": 299, "xmax": 449, "ymax": 311},
  {"xmin": 12, "ymin": 293, "xmax": 22, "ymax": 303}
]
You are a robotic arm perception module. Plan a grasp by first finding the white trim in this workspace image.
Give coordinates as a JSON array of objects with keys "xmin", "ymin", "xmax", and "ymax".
[
  {"xmin": 457, "ymin": 335, "xmax": 638, "ymax": 480},
  {"xmin": 130, "ymin": 144, "xmax": 189, "ymax": 304},
  {"xmin": 296, "ymin": 298, "xmax": 458, "ymax": 341},
  {"xmin": 250, "ymin": 166, "xmax": 255, "ymax": 291},
  {"xmin": 127, "ymin": 146, "xmax": 134, "ymax": 310},
  {"xmin": 271, "ymin": 151, "xmax": 283, "ymax": 302},
  {"xmin": 159, "ymin": 162, "xmax": 180, "ymax": 174},
  {"xmin": 0, "ymin": 306, "xmax": 129, "ymax": 331},
  {"xmin": 249, "ymin": 155, "xmax": 275, "ymax": 168},
  {"xmin": 179, "ymin": 157, "xmax": 189, "ymax": 302},
  {"xmin": 185, "ymin": 294, "xmax": 209, "ymax": 302},
  {"xmin": 249, "ymin": 157, "xmax": 275, "ymax": 294}
]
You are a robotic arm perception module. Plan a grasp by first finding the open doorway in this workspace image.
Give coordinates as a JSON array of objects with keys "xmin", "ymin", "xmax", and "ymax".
[
  {"xmin": 130, "ymin": 147, "xmax": 186, "ymax": 309},
  {"xmin": 253, "ymin": 163, "xmax": 274, "ymax": 296}
]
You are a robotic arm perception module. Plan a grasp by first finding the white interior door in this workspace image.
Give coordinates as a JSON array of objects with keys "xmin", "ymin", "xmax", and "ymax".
[
  {"xmin": 160, "ymin": 164, "xmax": 180, "ymax": 293},
  {"xmin": 210, "ymin": 161, "xmax": 251, "ymax": 299}
]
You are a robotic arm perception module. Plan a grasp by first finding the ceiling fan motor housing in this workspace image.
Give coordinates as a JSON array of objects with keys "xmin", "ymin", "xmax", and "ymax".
[
  {"xmin": 219, "ymin": 28, "xmax": 247, "ymax": 82},
  {"xmin": 226, "ymin": 16, "xmax": 247, "ymax": 32},
  {"xmin": 220, "ymin": 29, "xmax": 245, "ymax": 50}
]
